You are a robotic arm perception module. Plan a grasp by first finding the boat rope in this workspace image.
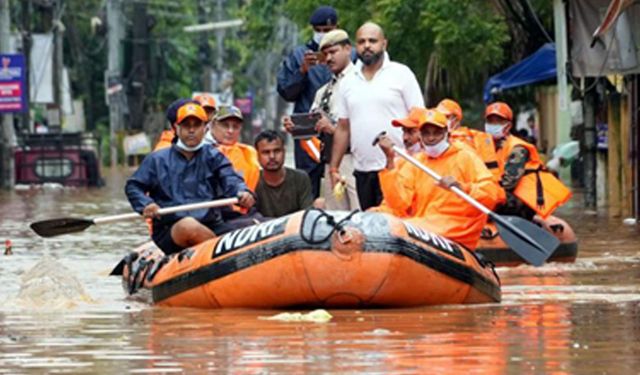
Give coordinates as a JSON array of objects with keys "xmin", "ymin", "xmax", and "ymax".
[{"xmin": 300, "ymin": 208, "xmax": 359, "ymax": 245}]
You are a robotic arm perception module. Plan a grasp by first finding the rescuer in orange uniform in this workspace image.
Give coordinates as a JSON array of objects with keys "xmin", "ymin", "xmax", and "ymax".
[
  {"xmin": 436, "ymin": 98, "xmax": 501, "ymax": 182},
  {"xmin": 193, "ymin": 93, "xmax": 218, "ymax": 124},
  {"xmin": 375, "ymin": 108, "xmax": 502, "ymax": 250},
  {"xmin": 484, "ymin": 102, "xmax": 571, "ymax": 220},
  {"xmin": 370, "ymin": 107, "xmax": 425, "ymax": 217}
]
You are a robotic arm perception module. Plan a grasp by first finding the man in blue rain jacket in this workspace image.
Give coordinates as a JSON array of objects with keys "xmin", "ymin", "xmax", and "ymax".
[
  {"xmin": 276, "ymin": 6, "xmax": 338, "ymax": 198},
  {"xmin": 125, "ymin": 102, "xmax": 255, "ymax": 255}
]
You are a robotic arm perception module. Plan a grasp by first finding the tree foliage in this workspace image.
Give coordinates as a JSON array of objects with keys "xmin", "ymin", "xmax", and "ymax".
[
  {"xmin": 10, "ymin": 0, "xmax": 552, "ymax": 135},
  {"xmin": 269, "ymin": 0, "xmax": 510, "ymax": 103}
]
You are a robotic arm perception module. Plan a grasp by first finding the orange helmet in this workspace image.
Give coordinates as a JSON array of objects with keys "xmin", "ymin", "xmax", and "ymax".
[
  {"xmin": 485, "ymin": 102, "xmax": 513, "ymax": 121},
  {"xmin": 436, "ymin": 99, "xmax": 463, "ymax": 122},
  {"xmin": 193, "ymin": 93, "xmax": 217, "ymax": 110}
]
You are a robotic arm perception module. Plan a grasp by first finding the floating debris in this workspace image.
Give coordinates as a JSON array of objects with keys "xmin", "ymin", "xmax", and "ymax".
[{"xmin": 259, "ymin": 309, "xmax": 333, "ymax": 323}]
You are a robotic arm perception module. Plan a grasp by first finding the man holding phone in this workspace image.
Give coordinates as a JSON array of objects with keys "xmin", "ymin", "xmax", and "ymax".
[
  {"xmin": 306, "ymin": 29, "xmax": 359, "ymax": 211},
  {"xmin": 277, "ymin": 6, "xmax": 338, "ymax": 198}
]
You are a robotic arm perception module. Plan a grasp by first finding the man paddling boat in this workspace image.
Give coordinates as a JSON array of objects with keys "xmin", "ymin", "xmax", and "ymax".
[
  {"xmin": 375, "ymin": 108, "xmax": 502, "ymax": 250},
  {"xmin": 125, "ymin": 102, "xmax": 256, "ymax": 255}
]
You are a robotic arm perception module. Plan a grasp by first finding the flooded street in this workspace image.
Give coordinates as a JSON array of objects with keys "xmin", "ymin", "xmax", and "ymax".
[{"xmin": 1, "ymin": 168, "xmax": 639, "ymax": 374}]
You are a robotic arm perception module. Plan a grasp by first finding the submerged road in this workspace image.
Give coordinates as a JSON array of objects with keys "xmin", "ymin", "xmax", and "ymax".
[{"xmin": 0, "ymin": 167, "xmax": 639, "ymax": 374}]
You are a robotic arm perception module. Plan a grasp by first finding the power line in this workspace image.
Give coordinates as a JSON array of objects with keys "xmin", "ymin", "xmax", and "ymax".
[
  {"xmin": 523, "ymin": 0, "xmax": 617, "ymax": 96},
  {"xmin": 523, "ymin": 0, "xmax": 555, "ymax": 44}
]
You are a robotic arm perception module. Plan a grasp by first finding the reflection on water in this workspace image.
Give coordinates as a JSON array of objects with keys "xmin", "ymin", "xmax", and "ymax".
[{"xmin": 0, "ymin": 169, "xmax": 639, "ymax": 374}]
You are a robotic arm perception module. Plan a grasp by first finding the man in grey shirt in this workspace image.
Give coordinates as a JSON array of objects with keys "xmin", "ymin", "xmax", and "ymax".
[{"xmin": 254, "ymin": 130, "xmax": 314, "ymax": 217}]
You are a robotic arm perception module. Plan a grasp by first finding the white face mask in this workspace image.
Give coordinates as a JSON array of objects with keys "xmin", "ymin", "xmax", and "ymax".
[
  {"xmin": 313, "ymin": 31, "xmax": 326, "ymax": 45},
  {"xmin": 203, "ymin": 130, "xmax": 218, "ymax": 146},
  {"xmin": 485, "ymin": 123, "xmax": 506, "ymax": 139},
  {"xmin": 424, "ymin": 137, "xmax": 449, "ymax": 158},
  {"xmin": 406, "ymin": 141, "xmax": 423, "ymax": 155},
  {"xmin": 176, "ymin": 138, "xmax": 206, "ymax": 152}
]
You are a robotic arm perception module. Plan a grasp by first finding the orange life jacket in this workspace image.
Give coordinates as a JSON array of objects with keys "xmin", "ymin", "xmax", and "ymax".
[
  {"xmin": 300, "ymin": 137, "xmax": 322, "ymax": 164},
  {"xmin": 154, "ymin": 130, "xmax": 175, "ymax": 151},
  {"xmin": 496, "ymin": 135, "xmax": 572, "ymax": 219},
  {"xmin": 217, "ymin": 143, "xmax": 260, "ymax": 192},
  {"xmin": 451, "ymin": 126, "xmax": 501, "ymax": 181},
  {"xmin": 215, "ymin": 143, "xmax": 260, "ymax": 215}
]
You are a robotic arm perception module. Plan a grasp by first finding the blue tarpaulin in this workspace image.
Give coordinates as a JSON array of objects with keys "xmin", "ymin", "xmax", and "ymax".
[{"xmin": 483, "ymin": 43, "xmax": 557, "ymax": 103}]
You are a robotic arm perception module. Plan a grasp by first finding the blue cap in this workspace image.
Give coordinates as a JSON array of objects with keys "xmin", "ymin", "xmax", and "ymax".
[
  {"xmin": 309, "ymin": 6, "xmax": 337, "ymax": 26},
  {"xmin": 166, "ymin": 98, "xmax": 197, "ymax": 124}
]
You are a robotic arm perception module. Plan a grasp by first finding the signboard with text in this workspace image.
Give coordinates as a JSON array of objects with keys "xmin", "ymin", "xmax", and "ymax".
[{"xmin": 0, "ymin": 54, "xmax": 27, "ymax": 113}]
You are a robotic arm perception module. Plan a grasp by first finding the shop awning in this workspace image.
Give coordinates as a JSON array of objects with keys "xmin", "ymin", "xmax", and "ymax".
[{"xmin": 483, "ymin": 43, "xmax": 557, "ymax": 103}]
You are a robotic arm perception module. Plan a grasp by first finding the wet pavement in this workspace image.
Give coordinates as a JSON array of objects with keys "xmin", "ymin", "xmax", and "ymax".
[{"xmin": 0, "ymin": 167, "xmax": 639, "ymax": 374}]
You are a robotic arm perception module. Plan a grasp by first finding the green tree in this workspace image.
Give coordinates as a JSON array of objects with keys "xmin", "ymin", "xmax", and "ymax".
[
  {"xmin": 259, "ymin": 0, "xmax": 510, "ymax": 104},
  {"xmin": 40, "ymin": 0, "xmax": 551, "ymax": 154}
]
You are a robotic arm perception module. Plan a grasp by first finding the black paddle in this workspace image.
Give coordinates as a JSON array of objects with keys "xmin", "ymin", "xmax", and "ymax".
[
  {"xmin": 373, "ymin": 132, "xmax": 559, "ymax": 266},
  {"xmin": 30, "ymin": 197, "xmax": 239, "ymax": 238}
]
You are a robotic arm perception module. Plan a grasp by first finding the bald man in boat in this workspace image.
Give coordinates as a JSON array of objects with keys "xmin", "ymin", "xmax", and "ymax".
[
  {"xmin": 125, "ymin": 103, "xmax": 256, "ymax": 255},
  {"xmin": 375, "ymin": 108, "xmax": 502, "ymax": 250}
]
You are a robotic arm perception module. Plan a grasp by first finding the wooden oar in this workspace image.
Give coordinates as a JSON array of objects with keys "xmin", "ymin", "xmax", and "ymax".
[
  {"xmin": 30, "ymin": 197, "xmax": 239, "ymax": 238},
  {"xmin": 373, "ymin": 133, "xmax": 559, "ymax": 266}
]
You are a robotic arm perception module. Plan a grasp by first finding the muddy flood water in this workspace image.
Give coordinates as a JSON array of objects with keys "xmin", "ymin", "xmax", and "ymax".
[{"xmin": 0, "ymin": 168, "xmax": 639, "ymax": 374}]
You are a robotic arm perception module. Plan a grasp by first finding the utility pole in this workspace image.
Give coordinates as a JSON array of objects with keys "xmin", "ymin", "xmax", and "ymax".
[
  {"xmin": 583, "ymin": 80, "xmax": 597, "ymax": 209},
  {"xmin": 197, "ymin": 0, "xmax": 212, "ymax": 91},
  {"xmin": 51, "ymin": 0, "xmax": 63, "ymax": 131},
  {"xmin": 106, "ymin": 0, "xmax": 123, "ymax": 168},
  {"xmin": 553, "ymin": 0, "xmax": 571, "ymax": 147},
  {"xmin": 214, "ymin": 0, "xmax": 224, "ymax": 74},
  {"xmin": 129, "ymin": 1, "xmax": 148, "ymax": 132},
  {"xmin": 21, "ymin": 0, "xmax": 31, "ymax": 133},
  {"xmin": 0, "ymin": 0, "xmax": 16, "ymax": 189}
]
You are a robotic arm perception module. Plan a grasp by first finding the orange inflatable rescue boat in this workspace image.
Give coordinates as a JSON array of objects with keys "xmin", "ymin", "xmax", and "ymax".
[
  {"xmin": 112, "ymin": 209, "xmax": 501, "ymax": 308},
  {"xmin": 477, "ymin": 215, "xmax": 578, "ymax": 267}
]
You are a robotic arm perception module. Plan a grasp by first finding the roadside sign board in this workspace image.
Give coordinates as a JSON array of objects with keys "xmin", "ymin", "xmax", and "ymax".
[{"xmin": 0, "ymin": 54, "xmax": 27, "ymax": 113}]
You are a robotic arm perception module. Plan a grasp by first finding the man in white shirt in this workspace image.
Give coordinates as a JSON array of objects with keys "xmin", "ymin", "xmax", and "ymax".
[{"xmin": 328, "ymin": 22, "xmax": 424, "ymax": 210}]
